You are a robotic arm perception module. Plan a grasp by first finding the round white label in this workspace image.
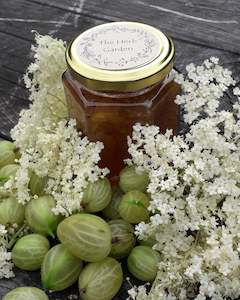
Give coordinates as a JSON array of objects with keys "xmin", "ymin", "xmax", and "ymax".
[{"xmin": 76, "ymin": 23, "xmax": 161, "ymax": 71}]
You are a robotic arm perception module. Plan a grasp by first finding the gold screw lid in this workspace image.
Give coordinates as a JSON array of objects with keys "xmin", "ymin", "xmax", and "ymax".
[{"xmin": 66, "ymin": 21, "xmax": 174, "ymax": 91}]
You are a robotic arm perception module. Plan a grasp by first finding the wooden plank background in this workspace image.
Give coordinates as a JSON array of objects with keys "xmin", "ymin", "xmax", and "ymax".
[{"xmin": 0, "ymin": 0, "xmax": 240, "ymax": 299}]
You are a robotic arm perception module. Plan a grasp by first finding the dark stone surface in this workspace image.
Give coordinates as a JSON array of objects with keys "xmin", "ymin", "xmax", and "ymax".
[
  {"xmin": 0, "ymin": 0, "xmax": 239, "ymax": 298},
  {"xmin": 0, "ymin": 264, "xmax": 137, "ymax": 300}
]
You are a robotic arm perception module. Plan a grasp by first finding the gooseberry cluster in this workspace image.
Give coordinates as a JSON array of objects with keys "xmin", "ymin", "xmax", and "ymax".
[{"xmin": 0, "ymin": 142, "xmax": 159, "ymax": 300}]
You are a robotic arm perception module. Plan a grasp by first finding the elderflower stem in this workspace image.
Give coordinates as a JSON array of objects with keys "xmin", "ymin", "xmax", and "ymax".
[
  {"xmin": 47, "ymin": 92, "xmax": 67, "ymax": 107},
  {"xmin": 6, "ymin": 224, "xmax": 26, "ymax": 250}
]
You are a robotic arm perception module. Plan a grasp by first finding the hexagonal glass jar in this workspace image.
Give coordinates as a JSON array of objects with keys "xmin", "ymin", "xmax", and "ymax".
[{"xmin": 62, "ymin": 22, "xmax": 181, "ymax": 178}]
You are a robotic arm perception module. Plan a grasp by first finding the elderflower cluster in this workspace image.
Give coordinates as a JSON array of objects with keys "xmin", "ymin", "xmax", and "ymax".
[
  {"xmin": 6, "ymin": 34, "xmax": 109, "ymax": 216},
  {"xmin": 0, "ymin": 225, "xmax": 14, "ymax": 279},
  {"xmin": 0, "ymin": 34, "xmax": 109, "ymax": 279},
  {"xmin": 175, "ymin": 57, "xmax": 235, "ymax": 124},
  {"xmin": 11, "ymin": 33, "xmax": 68, "ymax": 150},
  {"xmin": 127, "ymin": 58, "xmax": 240, "ymax": 300},
  {"xmin": 9, "ymin": 119, "xmax": 108, "ymax": 216},
  {"xmin": 25, "ymin": 119, "xmax": 107, "ymax": 215}
]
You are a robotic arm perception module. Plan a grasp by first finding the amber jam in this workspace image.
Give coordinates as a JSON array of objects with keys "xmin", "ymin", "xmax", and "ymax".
[{"xmin": 63, "ymin": 21, "xmax": 181, "ymax": 178}]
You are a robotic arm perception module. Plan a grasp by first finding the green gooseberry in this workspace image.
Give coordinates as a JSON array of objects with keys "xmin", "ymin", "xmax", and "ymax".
[
  {"xmin": 139, "ymin": 236, "xmax": 157, "ymax": 248},
  {"xmin": 79, "ymin": 257, "xmax": 123, "ymax": 300},
  {"xmin": 118, "ymin": 190, "xmax": 150, "ymax": 224},
  {"xmin": 82, "ymin": 178, "xmax": 112, "ymax": 213},
  {"xmin": 0, "ymin": 164, "xmax": 19, "ymax": 183},
  {"xmin": 25, "ymin": 195, "xmax": 62, "ymax": 237},
  {"xmin": 0, "ymin": 197, "xmax": 25, "ymax": 226},
  {"xmin": 57, "ymin": 213, "xmax": 111, "ymax": 262},
  {"xmin": 29, "ymin": 171, "xmax": 48, "ymax": 196},
  {"xmin": 41, "ymin": 244, "xmax": 83, "ymax": 291},
  {"xmin": 12, "ymin": 234, "xmax": 50, "ymax": 271},
  {"xmin": 109, "ymin": 219, "xmax": 136, "ymax": 259},
  {"xmin": 0, "ymin": 141, "xmax": 16, "ymax": 168},
  {"xmin": 127, "ymin": 245, "xmax": 160, "ymax": 282},
  {"xmin": 0, "ymin": 141, "xmax": 15, "ymax": 152},
  {"xmin": 102, "ymin": 187, "xmax": 123, "ymax": 220},
  {"xmin": 2, "ymin": 287, "xmax": 49, "ymax": 300},
  {"xmin": 119, "ymin": 165, "xmax": 149, "ymax": 193},
  {"xmin": 0, "ymin": 182, "xmax": 11, "ymax": 199},
  {"xmin": 14, "ymin": 149, "xmax": 21, "ymax": 160}
]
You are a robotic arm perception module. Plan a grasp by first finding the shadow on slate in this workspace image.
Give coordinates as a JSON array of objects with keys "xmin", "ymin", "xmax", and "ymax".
[{"xmin": 0, "ymin": 263, "xmax": 142, "ymax": 300}]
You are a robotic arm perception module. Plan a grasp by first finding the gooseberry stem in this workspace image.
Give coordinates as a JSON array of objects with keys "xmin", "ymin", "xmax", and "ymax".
[{"xmin": 48, "ymin": 229, "xmax": 55, "ymax": 239}]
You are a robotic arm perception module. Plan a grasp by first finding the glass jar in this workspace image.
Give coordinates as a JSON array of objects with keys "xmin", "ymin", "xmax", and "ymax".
[{"xmin": 62, "ymin": 22, "xmax": 181, "ymax": 178}]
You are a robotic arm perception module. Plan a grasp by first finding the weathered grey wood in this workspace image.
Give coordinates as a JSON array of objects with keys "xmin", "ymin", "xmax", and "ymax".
[
  {"xmin": 24, "ymin": 0, "xmax": 240, "ymax": 54},
  {"xmin": 0, "ymin": 0, "xmax": 104, "ymax": 137},
  {"xmin": 0, "ymin": 0, "xmax": 240, "ymax": 299},
  {"xmin": 0, "ymin": 0, "xmax": 102, "ymax": 40}
]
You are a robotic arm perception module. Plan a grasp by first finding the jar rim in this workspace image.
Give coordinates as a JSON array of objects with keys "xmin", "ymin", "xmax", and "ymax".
[{"xmin": 66, "ymin": 21, "xmax": 174, "ymax": 91}]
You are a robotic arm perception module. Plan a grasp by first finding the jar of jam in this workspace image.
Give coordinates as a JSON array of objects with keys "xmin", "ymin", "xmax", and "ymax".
[{"xmin": 62, "ymin": 22, "xmax": 181, "ymax": 178}]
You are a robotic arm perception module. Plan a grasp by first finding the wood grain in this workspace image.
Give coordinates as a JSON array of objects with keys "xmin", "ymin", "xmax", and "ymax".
[
  {"xmin": 0, "ymin": 0, "xmax": 239, "ymax": 298},
  {"xmin": 24, "ymin": 0, "xmax": 240, "ymax": 53}
]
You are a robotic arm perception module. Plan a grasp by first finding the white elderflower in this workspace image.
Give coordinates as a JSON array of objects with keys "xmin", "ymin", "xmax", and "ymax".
[
  {"xmin": 10, "ymin": 119, "xmax": 109, "ymax": 215},
  {"xmin": 128, "ymin": 59, "xmax": 240, "ymax": 300},
  {"xmin": 45, "ymin": 119, "xmax": 109, "ymax": 216},
  {"xmin": 6, "ymin": 34, "xmax": 109, "ymax": 215},
  {"xmin": 0, "ymin": 223, "xmax": 31, "ymax": 279},
  {"xmin": 11, "ymin": 33, "xmax": 68, "ymax": 151},
  {"xmin": 0, "ymin": 225, "xmax": 14, "ymax": 279},
  {"xmin": 174, "ymin": 57, "xmax": 235, "ymax": 123}
]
